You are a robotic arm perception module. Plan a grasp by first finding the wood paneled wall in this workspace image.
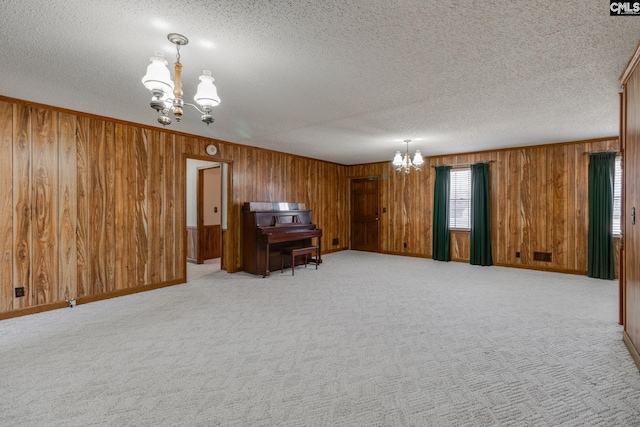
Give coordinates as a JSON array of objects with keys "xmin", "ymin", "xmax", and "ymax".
[
  {"xmin": 0, "ymin": 93, "xmax": 619, "ymax": 319},
  {"xmin": 621, "ymin": 44, "xmax": 640, "ymax": 370},
  {"xmin": 218, "ymin": 142, "xmax": 350, "ymax": 266},
  {"xmin": 347, "ymin": 137, "xmax": 619, "ymax": 274},
  {"xmin": 0, "ymin": 97, "xmax": 350, "ymax": 317}
]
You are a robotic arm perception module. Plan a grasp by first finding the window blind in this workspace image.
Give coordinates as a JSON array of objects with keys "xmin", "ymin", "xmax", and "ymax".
[
  {"xmin": 613, "ymin": 156, "xmax": 622, "ymax": 236},
  {"xmin": 449, "ymin": 168, "xmax": 471, "ymax": 230}
]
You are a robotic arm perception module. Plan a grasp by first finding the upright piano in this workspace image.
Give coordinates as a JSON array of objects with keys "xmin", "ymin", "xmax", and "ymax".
[{"xmin": 242, "ymin": 202, "xmax": 323, "ymax": 277}]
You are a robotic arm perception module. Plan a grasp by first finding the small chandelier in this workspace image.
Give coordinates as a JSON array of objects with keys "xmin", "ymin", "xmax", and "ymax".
[
  {"xmin": 142, "ymin": 33, "xmax": 221, "ymax": 126},
  {"xmin": 392, "ymin": 139, "xmax": 424, "ymax": 174}
]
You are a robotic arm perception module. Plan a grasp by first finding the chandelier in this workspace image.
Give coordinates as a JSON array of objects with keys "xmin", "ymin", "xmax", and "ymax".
[
  {"xmin": 142, "ymin": 33, "xmax": 221, "ymax": 126},
  {"xmin": 392, "ymin": 140, "xmax": 424, "ymax": 174}
]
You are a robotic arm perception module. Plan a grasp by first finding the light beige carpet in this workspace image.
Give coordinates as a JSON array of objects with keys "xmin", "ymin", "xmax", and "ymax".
[{"xmin": 1, "ymin": 251, "xmax": 639, "ymax": 426}]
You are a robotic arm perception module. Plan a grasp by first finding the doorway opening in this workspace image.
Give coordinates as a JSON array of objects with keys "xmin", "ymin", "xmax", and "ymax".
[{"xmin": 185, "ymin": 157, "xmax": 230, "ymax": 280}]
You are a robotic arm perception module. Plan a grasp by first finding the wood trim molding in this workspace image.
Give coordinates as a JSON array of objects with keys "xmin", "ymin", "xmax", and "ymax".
[
  {"xmin": 323, "ymin": 247, "xmax": 348, "ymax": 255},
  {"xmin": 623, "ymin": 331, "xmax": 640, "ymax": 372},
  {"xmin": 373, "ymin": 254, "xmax": 588, "ymax": 276},
  {"xmin": 0, "ymin": 279, "xmax": 187, "ymax": 321},
  {"xmin": 0, "ymin": 302, "xmax": 69, "ymax": 321},
  {"xmin": 493, "ymin": 262, "xmax": 585, "ymax": 276},
  {"xmin": 620, "ymin": 40, "xmax": 640, "ymax": 85},
  {"xmin": 381, "ymin": 250, "xmax": 428, "ymax": 259},
  {"xmin": 428, "ymin": 136, "xmax": 619, "ymax": 161},
  {"xmin": 0, "ymin": 94, "xmax": 344, "ymax": 167},
  {"xmin": 197, "ymin": 168, "xmax": 204, "ymax": 264}
]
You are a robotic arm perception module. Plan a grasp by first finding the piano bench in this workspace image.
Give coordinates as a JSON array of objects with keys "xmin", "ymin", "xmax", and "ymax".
[{"xmin": 281, "ymin": 246, "xmax": 319, "ymax": 276}]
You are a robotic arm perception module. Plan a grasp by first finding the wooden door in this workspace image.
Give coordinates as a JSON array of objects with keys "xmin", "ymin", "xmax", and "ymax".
[{"xmin": 350, "ymin": 178, "xmax": 380, "ymax": 252}]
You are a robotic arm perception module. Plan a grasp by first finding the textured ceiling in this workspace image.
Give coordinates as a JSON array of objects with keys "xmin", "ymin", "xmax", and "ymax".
[{"xmin": 0, "ymin": 1, "xmax": 638, "ymax": 165}]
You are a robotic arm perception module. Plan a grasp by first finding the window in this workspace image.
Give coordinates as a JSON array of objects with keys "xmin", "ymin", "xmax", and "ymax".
[
  {"xmin": 613, "ymin": 156, "xmax": 622, "ymax": 236},
  {"xmin": 450, "ymin": 168, "xmax": 471, "ymax": 230}
]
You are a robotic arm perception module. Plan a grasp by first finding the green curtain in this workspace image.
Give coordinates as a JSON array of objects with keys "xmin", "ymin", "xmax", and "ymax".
[
  {"xmin": 588, "ymin": 152, "xmax": 616, "ymax": 280},
  {"xmin": 432, "ymin": 165, "xmax": 451, "ymax": 261},
  {"xmin": 470, "ymin": 163, "xmax": 492, "ymax": 266}
]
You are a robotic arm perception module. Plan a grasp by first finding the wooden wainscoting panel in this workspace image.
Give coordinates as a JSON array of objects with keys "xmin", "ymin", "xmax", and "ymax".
[
  {"xmin": 506, "ymin": 149, "xmax": 523, "ymax": 264},
  {"xmin": 104, "ymin": 121, "xmax": 116, "ymax": 293},
  {"xmin": 12, "ymin": 103, "xmax": 32, "ymax": 310},
  {"xmin": 88, "ymin": 118, "xmax": 109, "ymax": 295},
  {"xmin": 402, "ymin": 163, "xmax": 431, "ymax": 255},
  {"xmin": 574, "ymin": 143, "xmax": 589, "ymax": 272},
  {"xmin": 125, "ymin": 123, "xmax": 140, "ymax": 288},
  {"xmin": 390, "ymin": 169, "xmax": 405, "ymax": 253},
  {"xmin": 539, "ymin": 146, "xmax": 553, "ymax": 267},
  {"xmin": 75, "ymin": 116, "xmax": 90, "ymax": 297},
  {"xmin": 58, "ymin": 112, "xmax": 77, "ymax": 302},
  {"xmin": 163, "ymin": 132, "xmax": 177, "ymax": 281},
  {"xmin": 186, "ymin": 226, "xmax": 197, "ymax": 262},
  {"xmin": 147, "ymin": 129, "xmax": 162, "ymax": 284},
  {"xmin": 565, "ymin": 144, "xmax": 579, "ymax": 271},
  {"xmin": 450, "ymin": 230, "xmax": 470, "ymax": 261},
  {"xmin": 378, "ymin": 165, "xmax": 395, "ymax": 252},
  {"xmin": 315, "ymin": 162, "xmax": 348, "ymax": 252},
  {"xmin": 0, "ymin": 101, "xmax": 13, "ymax": 312},
  {"xmin": 521, "ymin": 147, "xmax": 535, "ymax": 265},
  {"xmin": 223, "ymin": 144, "xmax": 244, "ymax": 272},
  {"xmin": 114, "ymin": 123, "xmax": 132, "ymax": 290},
  {"xmin": 551, "ymin": 144, "xmax": 568, "ymax": 270},
  {"xmin": 134, "ymin": 127, "xmax": 149, "ymax": 286},
  {"xmin": 32, "ymin": 107, "xmax": 59, "ymax": 306}
]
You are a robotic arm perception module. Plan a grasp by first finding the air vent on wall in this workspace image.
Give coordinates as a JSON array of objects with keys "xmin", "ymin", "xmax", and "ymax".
[{"xmin": 533, "ymin": 251, "xmax": 552, "ymax": 262}]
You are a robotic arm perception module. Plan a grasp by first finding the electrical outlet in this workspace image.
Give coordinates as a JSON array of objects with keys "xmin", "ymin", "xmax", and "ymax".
[
  {"xmin": 515, "ymin": 252, "xmax": 520, "ymax": 258},
  {"xmin": 403, "ymin": 243, "xmax": 407, "ymax": 248},
  {"xmin": 332, "ymin": 238, "xmax": 339, "ymax": 245},
  {"xmin": 15, "ymin": 287, "xmax": 25, "ymax": 298}
]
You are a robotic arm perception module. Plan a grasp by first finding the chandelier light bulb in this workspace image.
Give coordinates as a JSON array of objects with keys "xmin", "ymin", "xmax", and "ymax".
[
  {"xmin": 194, "ymin": 70, "xmax": 221, "ymax": 110},
  {"xmin": 142, "ymin": 51, "xmax": 174, "ymax": 96},
  {"xmin": 413, "ymin": 150, "xmax": 424, "ymax": 169},
  {"xmin": 392, "ymin": 151, "xmax": 403, "ymax": 168}
]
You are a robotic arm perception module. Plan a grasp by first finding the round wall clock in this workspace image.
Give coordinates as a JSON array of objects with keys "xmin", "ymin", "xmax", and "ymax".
[{"xmin": 205, "ymin": 144, "xmax": 218, "ymax": 156}]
